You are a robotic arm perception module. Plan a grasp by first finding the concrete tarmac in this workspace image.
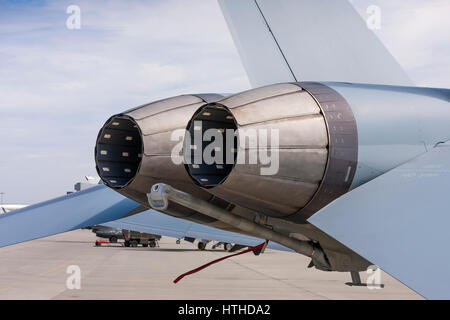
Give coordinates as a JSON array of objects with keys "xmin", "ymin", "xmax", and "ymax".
[{"xmin": 0, "ymin": 229, "xmax": 422, "ymax": 299}]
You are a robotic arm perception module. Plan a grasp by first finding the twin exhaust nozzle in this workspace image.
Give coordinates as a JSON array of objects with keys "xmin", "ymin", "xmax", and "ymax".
[{"xmin": 95, "ymin": 82, "xmax": 356, "ymax": 222}]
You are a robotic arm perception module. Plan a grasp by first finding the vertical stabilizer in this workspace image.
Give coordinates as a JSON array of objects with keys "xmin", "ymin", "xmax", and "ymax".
[{"xmin": 218, "ymin": 0, "xmax": 412, "ymax": 87}]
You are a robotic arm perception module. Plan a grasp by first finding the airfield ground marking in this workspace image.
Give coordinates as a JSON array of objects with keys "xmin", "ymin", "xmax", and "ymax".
[
  {"xmin": 0, "ymin": 248, "xmax": 97, "ymax": 293},
  {"xmin": 0, "ymin": 285, "xmax": 16, "ymax": 293},
  {"xmin": 36, "ymin": 250, "xmax": 95, "ymax": 277}
]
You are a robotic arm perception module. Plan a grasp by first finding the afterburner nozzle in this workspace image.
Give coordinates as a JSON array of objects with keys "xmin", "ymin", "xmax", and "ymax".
[{"xmin": 183, "ymin": 83, "xmax": 330, "ymax": 218}]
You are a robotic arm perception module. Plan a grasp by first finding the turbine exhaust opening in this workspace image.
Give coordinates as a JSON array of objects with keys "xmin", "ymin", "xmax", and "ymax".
[
  {"xmin": 185, "ymin": 103, "xmax": 238, "ymax": 188},
  {"xmin": 95, "ymin": 116, "xmax": 143, "ymax": 188}
]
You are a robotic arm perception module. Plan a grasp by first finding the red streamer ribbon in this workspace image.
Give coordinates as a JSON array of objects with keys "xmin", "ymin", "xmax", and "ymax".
[{"xmin": 173, "ymin": 240, "xmax": 269, "ymax": 284}]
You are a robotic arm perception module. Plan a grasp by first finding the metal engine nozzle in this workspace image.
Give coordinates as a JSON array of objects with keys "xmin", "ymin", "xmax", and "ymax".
[{"xmin": 183, "ymin": 83, "xmax": 358, "ymax": 222}]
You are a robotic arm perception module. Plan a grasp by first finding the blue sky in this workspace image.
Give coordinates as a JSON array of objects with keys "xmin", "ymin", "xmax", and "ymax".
[{"xmin": 0, "ymin": 0, "xmax": 449, "ymax": 204}]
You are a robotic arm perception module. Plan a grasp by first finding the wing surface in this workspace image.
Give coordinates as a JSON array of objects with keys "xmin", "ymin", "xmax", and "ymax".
[
  {"xmin": 103, "ymin": 210, "xmax": 292, "ymax": 252},
  {"xmin": 309, "ymin": 142, "xmax": 450, "ymax": 299},
  {"xmin": 0, "ymin": 185, "xmax": 140, "ymax": 247}
]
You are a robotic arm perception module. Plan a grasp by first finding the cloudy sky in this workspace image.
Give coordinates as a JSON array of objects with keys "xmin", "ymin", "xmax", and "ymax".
[{"xmin": 0, "ymin": 0, "xmax": 449, "ymax": 204}]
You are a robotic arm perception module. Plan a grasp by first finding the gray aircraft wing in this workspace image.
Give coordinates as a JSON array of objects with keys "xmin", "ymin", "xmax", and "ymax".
[
  {"xmin": 0, "ymin": 183, "xmax": 289, "ymax": 252},
  {"xmin": 102, "ymin": 210, "xmax": 292, "ymax": 252},
  {"xmin": 219, "ymin": 0, "xmax": 412, "ymax": 87},
  {"xmin": 309, "ymin": 141, "xmax": 450, "ymax": 299},
  {"xmin": 0, "ymin": 185, "xmax": 141, "ymax": 247}
]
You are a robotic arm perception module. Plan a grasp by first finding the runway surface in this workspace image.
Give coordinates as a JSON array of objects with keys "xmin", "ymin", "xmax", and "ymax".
[{"xmin": 0, "ymin": 229, "xmax": 422, "ymax": 299}]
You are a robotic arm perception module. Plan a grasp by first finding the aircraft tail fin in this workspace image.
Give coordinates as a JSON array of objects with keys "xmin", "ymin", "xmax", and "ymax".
[{"xmin": 218, "ymin": 0, "xmax": 412, "ymax": 87}]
